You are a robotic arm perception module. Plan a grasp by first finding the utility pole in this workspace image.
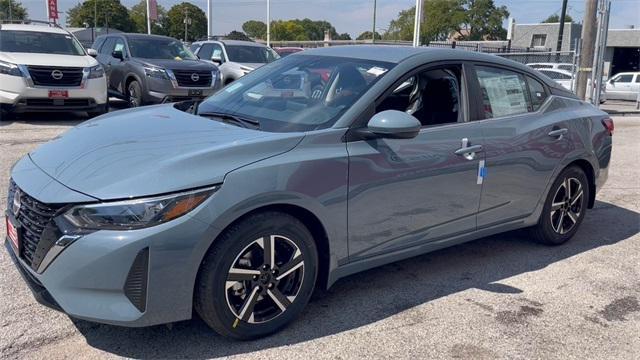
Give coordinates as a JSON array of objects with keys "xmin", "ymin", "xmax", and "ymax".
[
  {"xmin": 266, "ymin": 0, "xmax": 271, "ymax": 47},
  {"xmin": 591, "ymin": 0, "xmax": 610, "ymax": 106},
  {"xmin": 576, "ymin": 0, "xmax": 598, "ymax": 100},
  {"xmin": 412, "ymin": 0, "xmax": 423, "ymax": 47},
  {"xmin": 372, "ymin": 0, "xmax": 377, "ymax": 43},
  {"xmin": 556, "ymin": 0, "xmax": 568, "ymax": 52},
  {"xmin": 8, "ymin": 0, "xmax": 12, "ymax": 20},
  {"xmin": 207, "ymin": 0, "xmax": 212, "ymax": 39}
]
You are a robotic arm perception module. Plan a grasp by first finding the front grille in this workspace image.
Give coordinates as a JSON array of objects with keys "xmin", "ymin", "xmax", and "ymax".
[
  {"xmin": 173, "ymin": 70, "xmax": 212, "ymax": 87},
  {"xmin": 27, "ymin": 66, "xmax": 84, "ymax": 87},
  {"xmin": 24, "ymin": 99, "xmax": 93, "ymax": 107},
  {"xmin": 7, "ymin": 180, "xmax": 63, "ymax": 270}
]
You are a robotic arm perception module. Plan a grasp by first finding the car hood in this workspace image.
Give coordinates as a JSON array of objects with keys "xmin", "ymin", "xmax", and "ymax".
[
  {"xmin": 133, "ymin": 58, "xmax": 217, "ymax": 71},
  {"xmin": 0, "ymin": 53, "xmax": 98, "ymax": 67},
  {"xmin": 28, "ymin": 105, "xmax": 304, "ymax": 200},
  {"xmin": 237, "ymin": 62, "xmax": 265, "ymax": 70}
]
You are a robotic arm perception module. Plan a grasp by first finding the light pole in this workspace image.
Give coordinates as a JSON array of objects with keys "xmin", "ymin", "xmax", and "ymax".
[
  {"xmin": 207, "ymin": 0, "xmax": 212, "ymax": 38},
  {"xmin": 266, "ymin": 0, "xmax": 271, "ymax": 47},
  {"xmin": 183, "ymin": 8, "xmax": 191, "ymax": 42},
  {"xmin": 146, "ymin": 0, "xmax": 151, "ymax": 34},
  {"xmin": 412, "ymin": 0, "xmax": 423, "ymax": 47},
  {"xmin": 372, "ymin": 0, "xmax": 377, "ymax": 43}
]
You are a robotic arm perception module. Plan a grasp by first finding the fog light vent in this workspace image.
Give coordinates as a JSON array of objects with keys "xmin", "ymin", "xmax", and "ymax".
[{"xmin": 124, "ymin": 247, "xmax": 149, "ymax": 312}]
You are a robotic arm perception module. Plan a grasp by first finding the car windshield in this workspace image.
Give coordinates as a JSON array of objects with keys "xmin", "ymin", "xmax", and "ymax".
[
  {"xmin": 128, "ymin": 38, "xmax": 197, "ymax": 60},
  {"xmin": 0, "ymin": 30, "xmax": 85, "ymax": 56},
  {"xmin": 197, "ymin": 55, "xmax": 394, "ymax": 132},
  {"xmin": 225, "ymin": 45, "xmax": 279, "ymax": 63}
]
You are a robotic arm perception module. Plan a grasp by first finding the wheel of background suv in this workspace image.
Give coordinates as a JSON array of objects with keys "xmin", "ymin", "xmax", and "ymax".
[
  {"xmin": 87, "ymin": 104, "xmax": 108, "ymax": 118},
  {"xmin": 530, "ymin": 166, "xmax": 589, "ymax": 245},
  {"xmin": 127, "ymin": 80, "xmax": 143, "ymax": 108},
  {"xmin": 195, "ymin": 211, "xmax": 318, "ymax": 340}
]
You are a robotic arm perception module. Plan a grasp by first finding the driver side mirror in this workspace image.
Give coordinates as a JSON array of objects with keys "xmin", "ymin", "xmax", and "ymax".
[
  {"xmin": 87, "ymin": 48, "xmax": 98, "ymax": 57},
  {"xmin": 211, "ymin": 54, "xmax": 223, "ymax": 65},
  {"xmin": 358, "ymin": 110, "xmax": 421, "ymax": 140},
  {"xmin": 112, "ymin": 50, "xmax": 124, "ymax": 61}
]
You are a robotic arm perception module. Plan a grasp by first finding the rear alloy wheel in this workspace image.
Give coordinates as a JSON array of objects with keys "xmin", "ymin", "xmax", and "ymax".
[
  {"xmin": 530, "ymin": 166, "xmax": 589, "ymax": 245},
  {"xmin": 127, "ymin": 80, "xmax": 143, "ymax": 108},
  {"xmin": 195, "ymin": 212, "xmax": 317, "ymax": 339}
]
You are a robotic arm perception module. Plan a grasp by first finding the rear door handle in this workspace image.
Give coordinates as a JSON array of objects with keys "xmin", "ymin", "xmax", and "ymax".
[{"xmin": 548, "ymin": 128, "xmax": 568, "ymax": 139}]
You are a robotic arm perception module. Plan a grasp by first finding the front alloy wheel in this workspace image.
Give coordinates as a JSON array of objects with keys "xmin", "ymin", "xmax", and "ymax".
[
  {"xmin": 225, "ymin": 235, "xmax": 304, "ymax": 324},
  {"xmin": 195, "ymin": 212, "xmax": 317, "ymax": 339}
]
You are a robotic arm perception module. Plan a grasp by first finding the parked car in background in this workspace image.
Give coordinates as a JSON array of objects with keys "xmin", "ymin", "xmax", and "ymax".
[
  {"xmin": 0, "ymin": 20, "xmax": 107, "ymax": 118},
  {"xmin": 91, "ymin": 33, "xmax": 221, "ymax": 107},
  {"xmin": 275, "ymin": 47, "xmax": 304, "ymax": 57},
  {"xmin": 6, "ymin": 46, "xmax": 612, "ymax": 340},
  {"xmin": 527, "ymin": 62, "xmax": 575, "ymax": 72},
  {"xmin": 605, "ymin": 72, "xmax": 640, "ymax": 101},
  {"xmin": 191, "ymin": 40, "xmax": 279, "ymax": 85},
  {"xmin": 538, "ymin": 68, "xmax": 606, "ymax": 103}
]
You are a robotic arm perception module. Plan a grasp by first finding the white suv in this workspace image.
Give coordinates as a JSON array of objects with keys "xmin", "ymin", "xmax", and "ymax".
[{"xmin": 0, "ymin": 21, "xmax": 107, "ymax": 119}]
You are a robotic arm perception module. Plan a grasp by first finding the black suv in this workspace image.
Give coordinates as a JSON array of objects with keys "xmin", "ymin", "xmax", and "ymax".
[{"xmin": 91, "ymin": 33, "xmax": 221, "ymax": 107}]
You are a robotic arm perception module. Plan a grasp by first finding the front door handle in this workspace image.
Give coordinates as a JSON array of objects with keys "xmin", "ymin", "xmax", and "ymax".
[
  {"xmin": 455, "ymin": 138, "xmax": 483, "ymax": 160},
  {"xmin": 548, "ymin": 128, "xmax": 568, "ymax": 139}
]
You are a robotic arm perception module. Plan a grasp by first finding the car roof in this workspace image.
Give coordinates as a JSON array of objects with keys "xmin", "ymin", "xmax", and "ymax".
[
  {"xmin": 0, "ymin": 24, "xmax": 69, "ymax": 35},
  {"xmin": 100, "ymin": 33, "xmax": 179, "ymax": 41},
  {"xmin": 196, "ymin": 39, "xmax": 266, "ymax": 47}
]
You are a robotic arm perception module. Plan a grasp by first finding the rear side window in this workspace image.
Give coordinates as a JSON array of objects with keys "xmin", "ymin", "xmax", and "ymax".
[
  {"xmin": 527, "ymin": 76, "xmax": 548, "ymax": 111},
  {"xmin": 475, "ymin": 66, "xmax": 530, "ymax": 119}
]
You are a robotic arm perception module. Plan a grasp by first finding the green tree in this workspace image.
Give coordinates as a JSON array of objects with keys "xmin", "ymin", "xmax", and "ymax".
[
  {"xmin": 0, "ymin": 0, "xmax": 28, "ymax": 20},
  {"xmin": 242, "ymin": 20, "xmax": 266, "ymax": 39},
  {"xmin": 67, "ymin": 0, "xmax": 135, "ymax": 32},
  {"xmin": 225, "ymin": 30, "xmax": 251, "ymax": 41},
  {"xmin": 356, "ymin": 31, "xmax": 381, "ymax": 40},
  {"xmin": 542, "ymin": 13, "xmax": 573, "ymax": 23},
  {"xmin": 383, "ymin": 0, "xmax": 508, "ymax": 42},
  {"xmin": 335, "ymin": 32, "xmax": 352, "ymax": 40},
  {"xmin": 130, "ymin": 0, "xmax": 168, "ymax": 34},
  {"xmin": 166, "ymin": 2, "xmax": 206, "ymax": 41},
  {"xmin": 271, "ymin": 20, "xmax": 307, "ymax": 41}
]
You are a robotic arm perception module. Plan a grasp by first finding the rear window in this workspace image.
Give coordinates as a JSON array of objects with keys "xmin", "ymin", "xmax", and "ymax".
[{"xmin": 0, "ymin": 30, "xmax": 85, "ymax": 56}]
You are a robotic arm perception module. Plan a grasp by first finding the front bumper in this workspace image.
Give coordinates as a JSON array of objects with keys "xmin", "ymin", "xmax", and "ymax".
[
  {"xmin": 0, "ymin": 74, "xmax": 108, "ymax": 112},
  {"xmin": 144, "ymin": 76, "xmax": 220, "ymax": 104}
]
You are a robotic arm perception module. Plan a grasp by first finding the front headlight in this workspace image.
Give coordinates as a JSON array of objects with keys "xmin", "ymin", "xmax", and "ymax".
[
  {"xmin": 0, "ymin": 60, "xmax": 23, "ymax": 77},
  {"xmin": 87, "ymin": 64, "xmax": 105, "ymax": 79},
  {"xmin": 144, "ymin": 66, "xmax": 169, "ymax": 80},
  {"xmin": 63, "ymin": 186, "xmax": 218, "ymax": 230},
  {"xmin": 211, "ymin": 70, "xmax": 220, "ymax": 87}
]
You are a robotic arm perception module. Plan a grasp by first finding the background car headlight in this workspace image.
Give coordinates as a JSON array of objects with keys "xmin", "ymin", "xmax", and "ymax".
[
  {"xmin": 144, "ymin": 66, "xmax": 170, "ymax": 80},
  {"xmin": 63, "ymin": 186, "xmax": 218, "ymax": 230},
  {"xmin": 87, "ymin": 64, "xmax": 105, "ymax": 79},
  {"xmin": 0, "ymin": 60, "xmax": 23, "ymax": 77}
]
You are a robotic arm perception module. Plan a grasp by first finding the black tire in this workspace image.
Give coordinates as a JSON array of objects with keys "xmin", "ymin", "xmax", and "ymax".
[
  {"xmin": 87, "ymin": 104, "xmax": 108, "ymax": 118},
  {"xmin": 530, "ymin": 166, "xmax": 590, "ymax": 245},
  {"xmin": 127, "ymin": 80, "xmax": 143, "ymax": 108},
  {"xmin": 195, "ymin": 211, "xmax": 318, "ymax": 340}
]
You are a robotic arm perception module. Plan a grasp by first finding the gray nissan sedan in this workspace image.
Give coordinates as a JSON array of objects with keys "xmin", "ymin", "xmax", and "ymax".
[{"xmin": 5, "ymin": 46, "xmax": 612, "ymax": 339}]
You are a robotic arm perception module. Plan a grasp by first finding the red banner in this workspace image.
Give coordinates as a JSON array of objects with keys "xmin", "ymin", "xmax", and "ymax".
[
  {"xmin": 48, "ymin": 0, "xmax": 58, "ymax": 20},
  {"xmin": 149, "ymin": 0, "xmax": 158, "ymax": 21}
]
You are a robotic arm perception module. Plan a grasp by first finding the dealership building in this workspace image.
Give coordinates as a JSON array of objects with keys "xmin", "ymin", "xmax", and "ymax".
[{"xmin": 511, "ymin": 22, "xmax": 640, "ymax": 78}]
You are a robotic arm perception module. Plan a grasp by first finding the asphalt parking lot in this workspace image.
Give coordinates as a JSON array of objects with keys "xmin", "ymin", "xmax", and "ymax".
[{"xmin": 0, "ymin": 107, "xmax": 638, "ymax": 359}]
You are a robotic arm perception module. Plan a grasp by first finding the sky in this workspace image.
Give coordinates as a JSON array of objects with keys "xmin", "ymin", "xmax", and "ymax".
[{"xmin": 20, "ymin": 0, "xmax": 640, "ymax": 37}]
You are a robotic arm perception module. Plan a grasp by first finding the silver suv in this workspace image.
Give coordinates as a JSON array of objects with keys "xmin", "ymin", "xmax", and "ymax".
[
  {"xmin": 191, "ymin": 40, "xmax": 279, "ymax": 85},
  {"xmin": 92, "ymin": 34, "xmax": 221, "ymax": 107}
]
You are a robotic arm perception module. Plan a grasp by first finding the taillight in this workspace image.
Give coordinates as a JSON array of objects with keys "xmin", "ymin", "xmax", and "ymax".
[{"xmin": 601, "ymin": 117, "xmax": 614, "ymax": 136}]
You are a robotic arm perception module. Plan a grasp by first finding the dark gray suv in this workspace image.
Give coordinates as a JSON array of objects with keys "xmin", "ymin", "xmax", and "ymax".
[{"xmin": 92, "ymin": 34, "xmax": 221, "ymax": 107}]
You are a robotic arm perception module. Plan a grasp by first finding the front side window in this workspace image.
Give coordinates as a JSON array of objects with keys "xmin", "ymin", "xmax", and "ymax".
[
  {"xmin": 377, "ymin": 65, "xmax": 463, "ymax": 127},
  {"xmin": 0, "ymin": 30, "xmax": 85, "ymax": 56},
  {"xmin": 127, "ymin": 38, "xmax": 197, "ymax": 60},
  {"xmin": 197, "ymin": 55, "xmax": 394, "ymax": 132},
  {"xmin": 113, "ymin": 39, "xmax": 126, "ymax": 54},
  {"xmin": 476, "ymin": 66, "xmax": 530, "ymax": 119},
  {"xmin": 613, "ymin": 74, "xmax": 633, "ymax": 83},
  {"xmin": 225, "ymin": 45, "xmax": 279, "ymax": 63}
]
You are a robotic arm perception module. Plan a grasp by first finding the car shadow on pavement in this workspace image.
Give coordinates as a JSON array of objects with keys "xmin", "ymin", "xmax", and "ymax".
[{"xmin": 73, "ymin": 200, "xmax": 640, "ymax": 358}]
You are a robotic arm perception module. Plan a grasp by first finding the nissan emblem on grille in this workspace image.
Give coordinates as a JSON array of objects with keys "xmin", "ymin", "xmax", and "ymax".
[
  {"xmin": 12, "ymin": 188, "xmax": 21, "ymax": 215},
  {"xmin": 191, "ymin": 73, "xmax": 200, "ymax": 82},
  {"xmin": 51, "ymin": 70, "xmax": 64, "ymax": 80}
]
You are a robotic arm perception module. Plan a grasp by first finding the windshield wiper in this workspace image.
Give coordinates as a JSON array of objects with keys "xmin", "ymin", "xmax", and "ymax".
[{"xmin": 198, "ymin": 111, "xmax": 260, "ymax": 129}]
